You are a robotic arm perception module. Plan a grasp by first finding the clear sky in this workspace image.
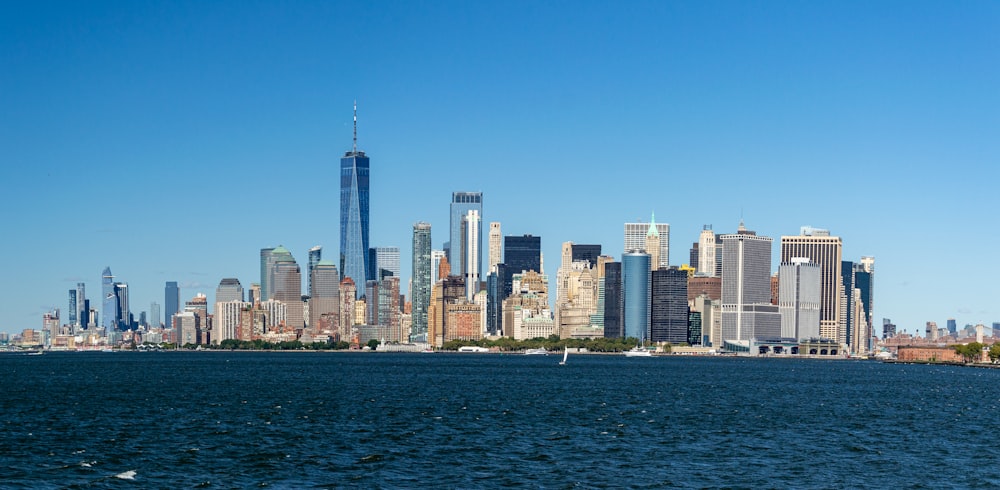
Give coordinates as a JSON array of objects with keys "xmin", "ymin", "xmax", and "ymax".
[{"xmin": 2, "ymin": 1, "xmax": 998, "ymax": 336}]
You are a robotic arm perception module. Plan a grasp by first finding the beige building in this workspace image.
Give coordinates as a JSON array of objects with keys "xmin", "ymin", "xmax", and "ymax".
[{"xmin": 780, "ymin": 227, "xmax": 843, "ymax": 343}]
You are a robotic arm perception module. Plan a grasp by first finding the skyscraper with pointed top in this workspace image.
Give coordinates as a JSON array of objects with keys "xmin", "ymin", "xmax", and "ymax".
[
  {"xmin": 624, "ymin": 212, "xmax": 669, "ymax": 268},
  {"xmin": 340, "ymin": 102, "xmax": 370, "ymax": 296}
]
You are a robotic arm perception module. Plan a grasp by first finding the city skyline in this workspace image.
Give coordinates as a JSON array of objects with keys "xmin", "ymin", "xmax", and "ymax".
[{"xmin": 2, "ymin": 2, "xmax": 999, "ymax": 335}]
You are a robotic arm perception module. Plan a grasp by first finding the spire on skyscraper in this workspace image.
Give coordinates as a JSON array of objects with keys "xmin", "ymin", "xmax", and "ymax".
[
  {"xmin": 647, "ymin": 212, "xmax": 659, "ymax": 237},
  {"xmin": 353, "ymin": 100, "xmax": 358, "ymax": 153}
]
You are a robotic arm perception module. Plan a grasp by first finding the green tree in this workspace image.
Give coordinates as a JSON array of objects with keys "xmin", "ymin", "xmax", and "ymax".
[
  {"xmin": 367, "ymin": 339, "xmax": 380, "ymax": 350},
  {"xmin": 990, "ymin": 343, "xmax": 1000, "ymax": 363},
  {"xmin": 953, "ymin": 342, "xmax": 985, "ymax": 363}
]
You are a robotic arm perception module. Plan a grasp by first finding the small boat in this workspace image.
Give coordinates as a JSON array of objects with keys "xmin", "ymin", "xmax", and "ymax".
[
  {"xmin": 26, "ymin": 350, "xmax": 44, "ymax": 356},
  {"xmin": 524, "ymin": 348, "xmax": 548, "ymax": 355},
  {"xmin": 559, "ymin": 346, "xmax": 568, "ymax": 365}
]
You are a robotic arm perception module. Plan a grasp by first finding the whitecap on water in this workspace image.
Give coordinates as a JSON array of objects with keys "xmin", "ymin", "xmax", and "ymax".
[{"xmin": 114, "ymin": 470, "xmax": 136, "ymax": 480}]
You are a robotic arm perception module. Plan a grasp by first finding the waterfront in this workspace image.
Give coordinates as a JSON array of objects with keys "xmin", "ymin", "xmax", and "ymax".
[{"xmin": 3, "ymin": 352, "xmax": 1000, "ymax": 488}]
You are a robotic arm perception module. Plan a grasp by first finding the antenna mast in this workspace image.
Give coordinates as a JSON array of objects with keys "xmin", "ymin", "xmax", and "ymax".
[{"xmin": 353, "ymin": 100, "xmax": 357, "ymax": 153}]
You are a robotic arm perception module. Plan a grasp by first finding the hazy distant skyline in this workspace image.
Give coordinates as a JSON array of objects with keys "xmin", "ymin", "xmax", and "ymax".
[{"xmin": 2, "ymin": 2, "xmax": 998, "ymax": 335}]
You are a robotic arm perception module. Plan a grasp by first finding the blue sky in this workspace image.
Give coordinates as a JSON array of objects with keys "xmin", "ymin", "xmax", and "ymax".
[{"xmin": 2, "ymin": 1, "xmax": 998, "ymax": 336}]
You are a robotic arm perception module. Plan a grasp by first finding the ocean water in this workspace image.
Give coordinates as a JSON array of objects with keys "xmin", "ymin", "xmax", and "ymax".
[{"xmin": 3, "ymin": 351, "xmax": 1000, "ymax": 488}]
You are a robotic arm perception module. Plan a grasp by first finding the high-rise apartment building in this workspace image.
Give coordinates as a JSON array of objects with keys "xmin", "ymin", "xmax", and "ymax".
[
  {"xmin": 411, "ymin": 222, "xmax": 432, "ymax": 340},
  {"xmin": 720, "ymin": 222, "xmax": 780, "ymax": 343},
  {"xmin": 339, "ymin": 278, "xmax": 357, "ymax": 340},
  {"xmin": 449, "ymin": 191, "xmax": 483, "ymax": 282},
  {"xmin": 463, "ymin": 209, "xmax": 481, "ymax": 300},
  {"xmin": 780, "ymin": 226, "xmax": 843, "ymax": 343},
  {"xmin": 778, "ymin": 258, "xmax": 821, "ymax": 340},
  {"xmin": 624, "ymin": 213, "xmax": 669, "ymax": 269},
  {"xmin": 488, "ymin": 222, "xmax": 502, "ymax": 273},
  {"xmin": 430, "ymin": 250, "xmax": 446, "ymax": 287},
  {"xmin": 622, "ymin": 251, "xmax": 651, "ymax": 341},
  {"xmin": 165, "ymin": 281, "xmax": 179, "ymax": 329},
  {"xmin": 340, "ymin": 102, "xmax": 371, "ymax": 290},
  {"xmin": 650, "ymin": 267, "xmax": 688, "ymax": 343}
]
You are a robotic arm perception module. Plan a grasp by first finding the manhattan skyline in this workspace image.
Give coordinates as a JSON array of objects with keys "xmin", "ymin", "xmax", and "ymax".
[{"xmin": 2, "ymin": 2, "xmax": 998, "ymax": 335}]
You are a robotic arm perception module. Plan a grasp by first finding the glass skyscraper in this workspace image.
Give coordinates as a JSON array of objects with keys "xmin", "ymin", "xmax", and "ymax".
[
  {"xmin": 165, "ymin": 281, "xmax": 179, "ymax": 329},
  {"xmin": 650, "ymin": 267, "xmax": 689, "ymax": 344},
  {"xmin": 449, "ymin": 192, "xmax": 483, "ymax": 282},
  {"xmin": 411, "ymin": 222, "xmax": 432, "ymax": 339},
  {"xmin": 340, "ymin": 105, "xmax": 370, "ymax": 292},
  {"xmin": 308, "ymin": 246, "xmax": 322, "ymax": 297},
  {"xmin": 603, "ymin": 262, "xmax": 623, "ymax": 338},
  {"xmin": 622, "ymin": 252, "xmax": 651, "ymax": 341},
  {"xmin": 101, "ymin": 267, "xmax": 116, "ymax": 330}
]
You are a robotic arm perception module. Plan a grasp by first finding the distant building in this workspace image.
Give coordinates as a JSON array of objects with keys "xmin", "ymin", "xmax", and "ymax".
[
  {"xmin": 271, "ymin": 250, "xmax": 303, "ymax": 329},
  {"xmin": 488, "ymin": 222, "xmax": 502, "ymax": 274},
  {"xmin": 307, "ymin": 246, "xmax": 322, "ymax": 297},
  {"xmin": 721, "ymin": 222, "xmax": 780, "ymax": 343},
  {"xmin": 625, "ymin": 213, "xmax": 669, "ymax": 269},
  {"xmin": 697, "ymin": 225, "xmax": 718, "ymax": 277},
  {"xmin": 450, "ymin": 191, "xmax": 483, "ymax": 282},
  {"xmin": 650, "ymin": 267, "xmax": 688, "ymax": 344},
  {"xmin": 341, "ymin": 103, "xmax": 371, "ymax": 289},
  {"xmin": 778, "ymin": 258, "xmax": 821, "ymax": 340},
  {"xmin": 309, "ymin": 261, "xmax": 340, "ymax": 333},
  {"xmin": 780, "ymin": 226, "xmax": 843, "ymax": 343},
  {"xmin": 603, "ymin": 262, "xmax": 623, "ymax": 338},
  {"xmin": 411, "ymin": 222, "xmax": 432, "ymax": 340},
  {"xmin": 622, "ymin": 251, "xmax": 651, "ymax": 341},
  {"xmin": 216, "ymin": 278, "xmax": 244, "ymax": 303},
  {"xmin": 462, "ymin": 210, "xmax": 481, "ymax": 300}
]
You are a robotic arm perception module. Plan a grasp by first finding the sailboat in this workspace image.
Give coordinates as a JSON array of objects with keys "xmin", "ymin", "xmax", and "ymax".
[{"xmin": 559, "ymin": 346, "xmax": 568, "ymax": 365}]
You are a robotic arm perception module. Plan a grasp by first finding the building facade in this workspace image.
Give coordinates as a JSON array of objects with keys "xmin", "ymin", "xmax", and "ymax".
[
  {"xmin": 780, "ymin": 227, "xmax": 843, "ymax": 342},
  {"xmin": 340, "ymin": 103, "xmax": 371, "ymax": 289},
  {"xmin": 622, "ymin": 251, "xmax": 651, "ymax": 341}
]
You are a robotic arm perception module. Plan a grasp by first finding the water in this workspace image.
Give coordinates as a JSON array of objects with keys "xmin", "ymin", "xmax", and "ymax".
[{"xmin": 3, "ymin": 352, "xmax": 1000, "ymax": 488}]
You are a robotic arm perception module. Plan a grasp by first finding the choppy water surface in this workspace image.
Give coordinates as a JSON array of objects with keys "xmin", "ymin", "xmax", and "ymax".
[{"xmin": 3, "ymin": 352, "xmax": 1000, "ymax": 488}]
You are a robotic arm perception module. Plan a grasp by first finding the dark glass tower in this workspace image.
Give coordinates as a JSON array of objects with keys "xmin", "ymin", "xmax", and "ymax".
[
  {"xmin": 340, "ymin": 103, "xmax": 371, "ymax": 294},
  {"xmin": 503, "ymin": 234, "xmax": 541, "ymax": 286},
  {"xmin": 164, "ymin": 281, "xmax": 180, "ymax": 329},
  {"xmin": 650, "ymin": 267, "xmax": 689, "ymax": 344},
  {"xmin": 603, "ymin": 262, "xmax": 623, "ymax": 338},
  {"xmin": 570, "ymin": 244, "xmax": 602, "ymax": 268}
]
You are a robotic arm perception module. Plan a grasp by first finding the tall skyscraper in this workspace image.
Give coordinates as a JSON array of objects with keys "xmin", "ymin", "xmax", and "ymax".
[
  {"xmin": 449, "ymin": 191, "xmax": 483, "ymax": 283},
  {"xmin": 430, "ymin": 250, "xmax": 446, "ymax": 288},
  {"xmin": 271, "ymin": 252, "xmax": 303, "ymax": 329},
  {"xmin": 721, "ymin": 222, "xmax": 780, "ymax": 343},
  {"xmin": 372, "ymin": 246, "xmax": 401, "ymax": 280},
  {"xmin": 650, "ymin": 267, "xmax": 688, "ymax": 343},
  {"xmin": 340, "ymin": 102, "xmax": 371, "ymax": 291},
  {"xmin": 504, "ymin": 235, "xmax": 541, "ymax": 276},
  {"xmin": 412, "ymin": 222, "xmax": 432, "ymax": 339},
  {"xmin": 571, "ymin": 244, "xmax": 602, "ymax": 268},
  {"xmin": 165, "ymin": 281, "xmax": 179, "ymax": 329},
  {"xmin": 76, "ymin": 282, "xmax": 87, "ymax": 328},
  {"xmin": 622, "ymin": 251, "xmax": 651, "ymax": 341},
  {"xmin": 150, "ymin": 302, "xmax": 161, "ymax": 328},
  {"xmin": 101, "ymin": 267, "xmax": 115, "ymax": 330},
  {"xmin": 265, "ymin": 246, "xmax": 293, "ymax": 299},
  {"xmin": 778, "ymin": 258, "xmax": 821, "ymax": 340},
  {"xmin": 259, "ymin": 247, "xmax": 275, "ymax": 301},
  {"xmin": 308, "ymin": 246, "xmax": 322, "ymax": 297},
  {"xmin": 602, "ymin": 261, "xmax": 623, "ymax": 338},
  {"xmin": 697, "ymin": 225, "xmax": 718, "ymax": 277},
  {"xmin": 114, "ymin": 282, "xmax": 130, "ymax": 330},
  {"xmin": 780, "ymin": 226, "xmax": 844, "ymax": 343},
  {"xmin": 68, "ymin": 289, "xmax": 77, "ymax": 327},
  {"xmin": 624, "ymin": 213, "xmax": 669, "ymax": 268},
  {"xmin": 309, "ymin": 260, "xmax": 340, "ymax": 331},
  {"xmin": 488, "ymin": 222, "xmax": 502, "ymax": 274},
  {"xmin": 216, "ymin": 278, "xmax": 244, "ymax": 303},
  {"xmin": 463, "ymin": 209, "xmax": 481, "ymax": 300}
]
